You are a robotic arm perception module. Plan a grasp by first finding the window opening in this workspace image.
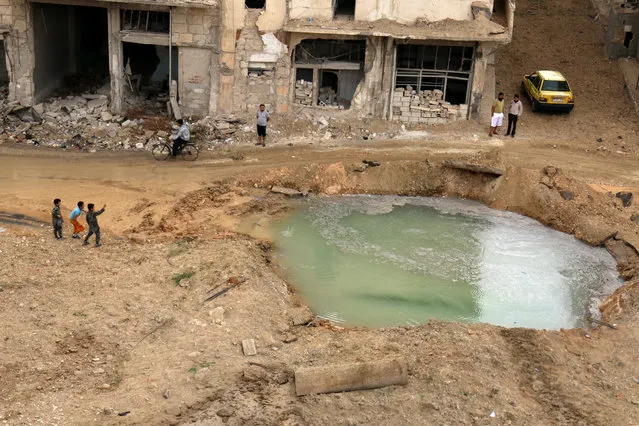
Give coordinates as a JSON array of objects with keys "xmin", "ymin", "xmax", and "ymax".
[
  {"xmin": 334, "ymin": 0, "xmax": 355, "ymax": 19},
  {"xmin": 245, "ymin": 0, "xmax": 265, "ymax": 9},
  {"xmin": 395, "ymin": 44, "xmax": 474, "ymax": 105}
]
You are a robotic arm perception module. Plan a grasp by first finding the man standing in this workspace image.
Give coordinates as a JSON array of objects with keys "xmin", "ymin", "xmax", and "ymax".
[
  {"xmin": 488, "ymin": 92, "xmax": 505, "ymax": 137},
  {"xmin": 506, "ymin": 94, "xmax": 523, "ymax": 138},
  {"xmin": 170, "ymin": 119, "xmax": 190, "ymax": 157},
  {"xmin": 256, "ymin": 104, "xmax": 270, "ymax": 147}
]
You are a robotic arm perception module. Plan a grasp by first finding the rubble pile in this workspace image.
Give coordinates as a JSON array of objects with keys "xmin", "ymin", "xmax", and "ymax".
[
  {"xmin": 391, "ymin": 86, "xmax": 468, "ymax": 124},
  {"xmin": 0, "ymin": 92, "xmax": 175, "ymax": 151},
  {"xmin": 318, "ymin": 86, "xmax": 338, "ymax": 107},
  {"xmin": 294, "ymin": 80, "xmax": 313, "ymax": 106}
]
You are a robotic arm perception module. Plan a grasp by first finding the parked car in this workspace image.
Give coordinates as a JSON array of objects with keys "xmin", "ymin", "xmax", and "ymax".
[{"xmin": 521, "ymin": 70, "xmax": 574, "ymax": 113}]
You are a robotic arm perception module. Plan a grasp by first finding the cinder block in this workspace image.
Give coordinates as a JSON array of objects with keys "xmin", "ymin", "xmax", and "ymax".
[
  {"xmin": 172, "ymin": 12, "xmax": 187, "ymax": 24},
  {"xmin": 1, "ymin": 15, "xmax": 11, "ymax": 26},
  {"xmin": 276, "ymin": 85, "xmax": 289, "ymax": 96},
  {"xmin": 187, "ymin": 13, "xmax": 204, "ymax": 25},
  {"xmin": 0, "ymin": 6, "xmax": 11, "ymax": 14},
  {"xmin": 188, "ymin": 24, "xmax": 204, "ymax": 35},
  {"xmin": 172, "ymin": 23, "xmax": 187, "ymax": 33},
  {"xmin": 242, "ymin": 339, "xmax": 257, "ymax": 356},
  {"xmin": 193, "ymin": 35, "xmax": 207, "ymax": 44},
  {"xmin": 409, "ymin": 117, "xmax": 419, "ymax": 122},
  {"xmin": 399, "ymin": 116, "xmax": 409, "ymax": 122},
  {"xmin": 179, "ymin": 33, "xmax": 193, "ymax": 44}
]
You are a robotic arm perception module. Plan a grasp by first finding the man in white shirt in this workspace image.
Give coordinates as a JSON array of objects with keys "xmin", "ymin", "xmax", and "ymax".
[
  {"xmin": 506, "ymin": 94, "xmax": 523, "ymax": 138},
  {"xmin": 255, "ymin": 104, "xmax": 270, "ymax": 147}
]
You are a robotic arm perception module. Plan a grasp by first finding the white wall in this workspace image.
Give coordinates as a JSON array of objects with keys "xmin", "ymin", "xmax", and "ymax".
[{"xmin": 289, "ymin": 0, "xmax": 491, "ymax": 23}]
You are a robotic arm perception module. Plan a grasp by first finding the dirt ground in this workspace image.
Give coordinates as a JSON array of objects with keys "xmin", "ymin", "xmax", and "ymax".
[{"xmin": 2, "ymin": 0, "xmax": 639, "ymax": 424}]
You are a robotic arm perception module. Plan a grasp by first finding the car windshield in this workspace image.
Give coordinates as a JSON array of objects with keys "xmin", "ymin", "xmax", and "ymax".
[{"xmin": 542, "ymin": 80, "xmax": 570, "ymax": 91}]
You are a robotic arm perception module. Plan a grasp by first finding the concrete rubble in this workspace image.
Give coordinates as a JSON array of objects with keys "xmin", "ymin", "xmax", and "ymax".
[{"xmin": 392, "ymin": 86, "xmax": 469, "ymax": 124}]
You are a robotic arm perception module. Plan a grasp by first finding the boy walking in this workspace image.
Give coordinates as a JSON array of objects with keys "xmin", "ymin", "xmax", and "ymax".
[
  {"xmin": 52, "ymin": 198, "xmax": 63, "ymax": 239},
  {"xmin": 255, "ymin": 104, "xmax": 270, "ymax": 147},
  {"xmin": 83, "ymin": 203, "xmax": 106, "ymax": 247},
  {"xmin": 69, "ymin": 201, "xmax": 86, "ymax": 239},
  {"xmin": 505, "ymin": 94, "xmax": 523, "ymax": 138}
]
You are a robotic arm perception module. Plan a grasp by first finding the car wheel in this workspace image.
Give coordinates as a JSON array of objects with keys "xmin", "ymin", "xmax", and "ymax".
[{"xmin": 531, "ymin": 100, "xmax": 539, "ymax": 112}]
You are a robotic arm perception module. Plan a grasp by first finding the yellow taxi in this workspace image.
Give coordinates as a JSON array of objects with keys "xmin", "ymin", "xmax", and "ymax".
[{"xmin": 521, "ymin": 70, "xmax": 574, "ymax": 113}]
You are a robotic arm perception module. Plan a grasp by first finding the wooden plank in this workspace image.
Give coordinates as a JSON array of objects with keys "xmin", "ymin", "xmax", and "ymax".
[
  {"xmin": 443, "ymin": 160, "xmax": 504, "ymax": 176},
  {"xmin": 295, "ymin": 359, "xmax": 408, "ymax": 396}
]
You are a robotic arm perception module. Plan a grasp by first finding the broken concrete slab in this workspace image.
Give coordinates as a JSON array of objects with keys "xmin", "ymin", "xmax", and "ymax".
[
  {"xmin": 295, "ymin": 359, "xmax": 408, "ymax": 396},
  {"xmin": 270, "ymin": 186, "xmax": 306, "ymax": 198},
  {"xmin": 101, "ymin": 111, "xmax": 113, "ymax": 122},
  {"xmin": 87, "ymin": 98, "xmax": 109, "ymax": 109},
  {"xmin": 11, "ymin": 107, "xmax": 43, "ymax": 124},
  {"xmin": 443, "ymin": 160, "xmax": 504, "ymax": 176},
  {"xmin": 242, "ymin": 339, "xmax": 257, "ymax": 356}
]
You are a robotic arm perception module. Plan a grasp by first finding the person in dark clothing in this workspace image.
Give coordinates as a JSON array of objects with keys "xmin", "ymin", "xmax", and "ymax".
[
  {"xmin": 52, "ymin": 198, "xmax": 63, "ymax": 239},
  {"xmin": 83, "ymin": 203, "xmax": 106, "ymax": 247},
  {"xmin": 506, "ymin": 94, "xmax": 523, "ymax": 138},
  {"xmin": 170, "ymin": 119, "xmax": 190, "ymax": 157}
]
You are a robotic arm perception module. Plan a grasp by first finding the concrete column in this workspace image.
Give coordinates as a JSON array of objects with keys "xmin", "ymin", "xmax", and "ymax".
[
  {"xmin": 218, "ymin": 0, "xmax": 236, "ymax": 113},
  {"xmin": 470, "ymin": 42, "xmax": 490, "ymax": 121},
  {"xmin": 107, "ymin": 6, "xmax": 123, "ymax": 113},
  {"xmin": 381, "ymin": 37, "xmax": 394, "ymax": 119},
  {"xmin": 312, "ymin": 67, "xmax": 319, "ymax": 105}
]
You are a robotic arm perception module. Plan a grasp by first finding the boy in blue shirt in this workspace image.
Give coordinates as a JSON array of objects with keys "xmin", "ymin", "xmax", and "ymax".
[{"xmin": 69, "ymin": 201, "xmax": 85, "ymax": 239}]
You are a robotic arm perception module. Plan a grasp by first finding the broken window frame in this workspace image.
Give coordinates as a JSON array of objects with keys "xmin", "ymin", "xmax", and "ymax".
[
  {"xmin": 394, "ymin": 44, "xmax": 475, "ymax": 105},
  {"xmin": 294, "ymin": 39, "xmax": 366, "ymax": 64},
  {"xmin": 120, "ymin": 9, "xmax": 170, "ymax": 33}
]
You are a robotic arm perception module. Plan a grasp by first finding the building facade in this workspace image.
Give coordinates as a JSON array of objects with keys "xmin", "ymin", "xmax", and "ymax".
[{"xmin": 0, "ymin": 0, "xmax": 515, "ymax": 122}]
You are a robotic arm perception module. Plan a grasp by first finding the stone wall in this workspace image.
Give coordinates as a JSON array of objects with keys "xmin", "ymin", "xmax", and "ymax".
[
  {"xmin": 171, "ymin": 6, "xmax": 220, "ymax": 117},
  {"xmin": 232, "ymin": 9, "xmax": 289, "ymax": 114},
  {"xmin": 4, "ymin": 0, "xmax": 33, "ymax": 105}
]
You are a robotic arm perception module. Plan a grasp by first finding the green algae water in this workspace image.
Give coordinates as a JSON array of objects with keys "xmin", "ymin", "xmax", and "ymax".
[{"xmin": 272, "ymin": 196, "xmax": 622, "ymax": 330}]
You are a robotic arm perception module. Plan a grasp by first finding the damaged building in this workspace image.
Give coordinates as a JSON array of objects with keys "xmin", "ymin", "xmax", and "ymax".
[{"xmin": 0, "ymin": 0, "xmax": 515, "ymax": 123}]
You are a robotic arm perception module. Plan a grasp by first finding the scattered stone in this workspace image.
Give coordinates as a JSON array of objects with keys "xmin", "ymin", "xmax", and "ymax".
[
  {"xmin": 242, "ymin": 339, "xmax": 257, "ymax": 356},
  {"xmin": 103, "ymin": 407, "xmax": 115, "ymax": 416},
  {"xmin": 163, "ymin": 389, "xmax": 170, "ymax": 399},
  {"xmin": 560, "ymin": 191, "xmax": 574, "ymax": 201},
  {"xmin": 242, "ymin": 365, "xmax": 267, "ymax": 382},
  {"xmin": 93, "ymin": 368, "xmax": 105, "ymax": 374},
  {"xmin": 100, "ymin": 383, "xmax": 111, "ymax": 389},
  {"xmin": 616, "ymin": 192, "xmax": 633, "ymax": 207},
  {"xmin": 100, "ymin": 111, "xmax": 113, "ymax": 121},
  {"xmin": 135, "ymin": 142, "xmax": 144, "ymax": 149},
  {"xmin": 596, "ymin": 137, "xmax": 603, "ymax": 143},
  {"xmin": 631, "ymin": 213, "xmax": 639, "ymax": 222},
  {"xmin": 290, "ymin": 306, "xmax": 314, "ymax": 326},
  {"xmin": 209, "ymin": 306, "xmax": 225, "ymax": 324},
  {"xmin": 539, "ymin": 176, "xmax": 553, "ymax": 189},
  {"xmin": 270, "ymin": 186, "xmax": 306, "ymax": 198},
  {"xmin": 274, "ymin": 372, "xmax": 290, "ymax": 385},
  {"xmin": 362, "ymin": 160, "xmax": 381, "ymax": 167},
  {"xmin": 282, "ymin": 334, "xmax": 298, "ymax": 343},
  {"xmin": 157, "ymin": 130, "xmax": 169, "ymax": 138},
  {"xmin": 216, "ymin": 407, "xmax": 235, "ymax": 418}
]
